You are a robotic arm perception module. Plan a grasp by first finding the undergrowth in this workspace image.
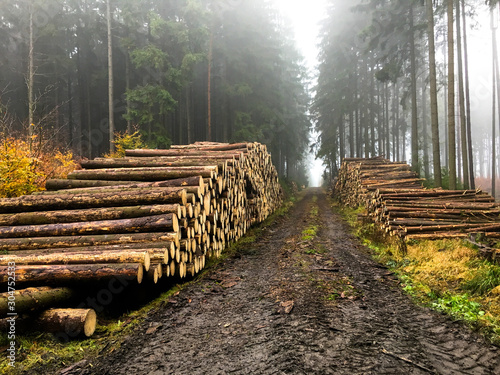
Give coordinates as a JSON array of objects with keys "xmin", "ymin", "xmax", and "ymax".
[
  {"xmin": 0, "ymin": 136, "xmax": 76, "ymax": 197},
  {"xmin": 104, "ymin": 130, "xmax": 147, "ymax": 158},
  {"xmin": 332, "ymin": 200, "xmax": 500, "ymax": 346}
]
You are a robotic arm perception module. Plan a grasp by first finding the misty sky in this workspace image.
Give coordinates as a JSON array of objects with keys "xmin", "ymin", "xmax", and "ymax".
[
  {"xmin": 275, "ymin": 1, "xmax": 498, "ymax": 185},
  {"xmin": 275, "ymin": 0, "xmax": 327, "ymax": 186}
]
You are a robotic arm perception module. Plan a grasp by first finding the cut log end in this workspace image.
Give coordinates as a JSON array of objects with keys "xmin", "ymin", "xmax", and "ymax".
[{"xmin": 84, "ymin": 309, "xmax": 97, "ymax": 337}]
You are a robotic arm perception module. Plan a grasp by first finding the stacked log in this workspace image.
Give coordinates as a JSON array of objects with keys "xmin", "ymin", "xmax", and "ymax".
[
  {"xmin": 334, "ymin": 157, "xmax": 500, "ymax": 241},
  {"xmin": 334, "ymin": 157, "xmax": 424, "ymax": 207},
  {"xmin": 0, "ymin": 142, "xmax": 282, "ymax": 335}
]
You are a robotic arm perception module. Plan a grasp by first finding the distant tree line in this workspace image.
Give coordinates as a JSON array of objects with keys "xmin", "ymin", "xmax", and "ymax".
[
  {"xmin": 0, "ymin": 0, "xmax": 311, "ymax": 186},
  {"xmin": 314, "ymin": 0, "xmax": 500, "ymax": 193}
]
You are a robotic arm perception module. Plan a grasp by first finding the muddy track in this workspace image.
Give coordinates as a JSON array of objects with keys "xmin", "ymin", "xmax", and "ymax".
[{"xmin": 57, "ymin": 188, "xmax": 499, "ymax": 375}]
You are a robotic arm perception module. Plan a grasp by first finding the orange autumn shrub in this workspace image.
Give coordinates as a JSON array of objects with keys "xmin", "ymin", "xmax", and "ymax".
[{"xmin": 0, "ymin": 137, "xmax": 76, "ymax": 198}]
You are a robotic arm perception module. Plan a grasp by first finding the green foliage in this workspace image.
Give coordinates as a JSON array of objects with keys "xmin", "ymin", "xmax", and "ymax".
[
  {"xmin": 131, "ymin": 44, "xmax": 168, "ymax": 72},
  {"xmin": 432, "ymin": 294, "xmax": 485, "ymax": 322},
  {"xmin": 462, "ymin": 264, "xmax": 500, "ymax": 295},
  {"xmin": 301, "ymin": 225, "xmax": 318, "ymax": 241},
  {"xmin": 233, "ymin": 112, "xmax": 264, "ymax": 143},
  {"xmin": 106, "ymin": 130, "xmax": 146, "ymax": 158}
]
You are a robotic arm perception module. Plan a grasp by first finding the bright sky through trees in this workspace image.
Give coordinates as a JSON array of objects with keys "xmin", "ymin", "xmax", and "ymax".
[{"xmin": 275, "ymin": 0, "xmax": 328, "ymax": 186}]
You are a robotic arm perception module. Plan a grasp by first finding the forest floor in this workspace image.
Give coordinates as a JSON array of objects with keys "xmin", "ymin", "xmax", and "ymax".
[{"xmin": 33, "ymin": 188, "xmax": 500, "ymax": 374}]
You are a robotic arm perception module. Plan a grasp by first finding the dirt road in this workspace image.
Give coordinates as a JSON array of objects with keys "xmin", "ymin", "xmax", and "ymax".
[{"xmin": 62, "ymin": 188, "xmax": 500, "ymax": 374}]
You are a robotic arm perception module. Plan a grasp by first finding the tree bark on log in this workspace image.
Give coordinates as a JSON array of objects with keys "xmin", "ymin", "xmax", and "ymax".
[
  {"xmin": 37, "ymin": 308, "xmax": 97, "ymax": 337},
  {"xmin": 0, "ymin": 263, "xmax": 144, "ymax": 284},
  {"xmin": 0, "ymin": 249, "xmax": 153, "ymax": 270},
  {"xmin": 0, "ymin": 213, "xmax": 178, "ymax": 238},
  {"xmin": 0, "ymin": 286, "xmax": 75, "ymax": 315},
  {"xmin": 9, "ymin": 241, "xmax": 176, "ymax": 258},
  {"xmin": 0, "ymin": 189, "xmax": 187, "ymax": 213},
  {"xmin": 68, "ymin": 166, "xmax": 216, "ymax": 181},
  {"xmin": 37, "ymin": 185, "xmax": 204, "ymax": 201},
  {"xmin": 45, "ymin": 179, "xmax": 138, "ymax": 190},
  {"xmin": 80, "ymin": 158, "xmax": 226, "ymax": 169},
  {"xmin": 46, "ymin": 176, "xmax": 204, "ymax": 192},
  {"xmin": 0, "ymin": 232, "xmax": 180, "ymax": 251},
  {"xmin": 0, "ymin": 205, "xmax": 182, "ymax": 226},
  {"xmin": 125, "ymin": 149, "xmax": 247, "ymax": 157}
]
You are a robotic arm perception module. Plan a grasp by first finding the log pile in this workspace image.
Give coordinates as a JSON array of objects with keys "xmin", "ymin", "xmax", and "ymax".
[
  {"xmin": 0, "ymin": 142, "xmax": 282, "ymax": 336},
  {"xmin": 334, "ymin": 157, "xmax": 500, "ymax": 241},
  {"xmin": 334, "ymin": 157, "xmax": 424, "ymax": 208}
]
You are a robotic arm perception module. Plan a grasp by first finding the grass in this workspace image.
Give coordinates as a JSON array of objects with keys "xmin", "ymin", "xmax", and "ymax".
[
  {"xmin": 0, "ymin": 184, "xmax": 301, "ymax": 374},
  {"xmin": 332, "ymin": 199, "xmax": 500, "ymax": 345},
  {"xmin": 301, "ymin": 225, "xmax": 318, "ymax": 241}
]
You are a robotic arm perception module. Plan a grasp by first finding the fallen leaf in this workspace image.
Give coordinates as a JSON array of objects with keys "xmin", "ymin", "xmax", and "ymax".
[
  {"xmin": 146, "ymin": 323, "xmax": 162, "ymax": 334},
  {"xmin": 224, "ymin": 323, "xmax": 232, "ymax": 328},
  {"xmin": 221, "ymin": 280, "xmax": 238, "ymax": 288},
  {"xmin": 280, "ymin": 300, "xmax": 294, "ymax": 314}
]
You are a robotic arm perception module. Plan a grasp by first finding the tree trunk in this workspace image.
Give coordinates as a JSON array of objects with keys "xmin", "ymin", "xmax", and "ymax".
[
  {"xmin": 370, "ymin": 66, "xmax": 376, "ymax": 157},
  {"xmin": 461, "ymin": 0, "xmax": 474, "ymax": 189},
  {"xmin": 28, "ymin": 4, "xmax": 35, "ymax": 143},
  {"xmin": 426, "ymin": 0, "xmax": 442, "ymax": 187},
  {"xmin": 125, "ymin": 51, "xmax": 131, "ymax": 134},
  {"xmin": 492, "ymin": 9, "xmax": 497, "ymax": 198},
  {"xmin": 422, "ymin": 80, "xmax": 430, "ymax": 181},
  {"xmin": 448, "ymin": 0, "xmax": 457, "ymax": 189},
  {"xmin": 456, "ymin": 0, "xmax": 469, "ymax": 189},
  {"xmin": 208, "ymin": 30, "xmax": 213, "ymax": 141},
  {"xmin": 385, "ymin": 82, "xmax": 390, "ymax": 160},
  {"xmin": 107, "ymin": 0, "xmax": 114, "ymax": 153},
  {"xmin": 410, "ymin": 4, "xmax": 419, "ymax": 175}
]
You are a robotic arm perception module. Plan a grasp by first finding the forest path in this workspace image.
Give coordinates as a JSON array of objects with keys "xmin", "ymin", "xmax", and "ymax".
[{"xmin": 62, "ymin": 188, "xmax": 500, "ymax": 375}]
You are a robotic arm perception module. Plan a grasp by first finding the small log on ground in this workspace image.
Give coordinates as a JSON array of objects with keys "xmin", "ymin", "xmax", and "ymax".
[{"xmin": 37, "ymin": 308, "xmax": 97, "ymax": 337}]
